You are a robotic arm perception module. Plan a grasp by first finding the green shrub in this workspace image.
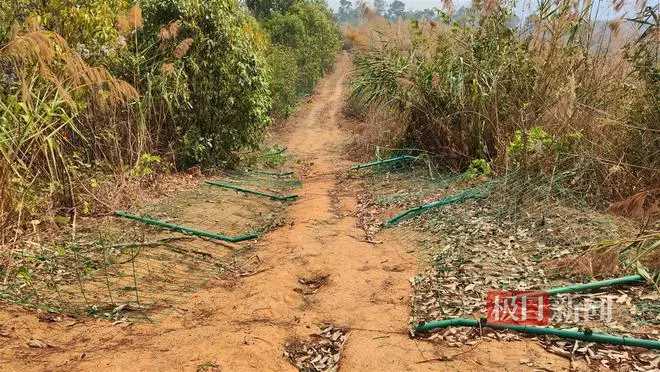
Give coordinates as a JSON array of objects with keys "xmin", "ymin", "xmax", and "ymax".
[
  {"xmin": 0, "ymin": 0, "xmax": 131, "ymax": 63},
  {"xmin": 141, "ymin": 0, "xmax": 272, "ymax": 166},
  {"xmin": 0, "ymin": 0, "xmax": 341, "ymax": 231},
  {"xmin": 463, "ymin": 159, "xmax": 492, "ymax": 181},
  {"xmin": 507, "ymin": 127, "xmax": 558, "ymax": 166},
  {"xmin": 130, "ymin": 153, "xmax": 163, "ymax": 177},
  {"xmin": 258, "ymin": 0, "xmax": 341, "ymax": 118},
  {"xmin": 267, "ymin": 45, "xmax": 299, "ymax": 117},
  {"xmin": 0, "ymin": 23, "xmax": 141, "ymax": 233}
]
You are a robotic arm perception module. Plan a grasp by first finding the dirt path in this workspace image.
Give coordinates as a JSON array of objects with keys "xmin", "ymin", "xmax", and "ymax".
[{"xmin": 0, "ymin": 53, "xmax": 575, "ymax": 371}]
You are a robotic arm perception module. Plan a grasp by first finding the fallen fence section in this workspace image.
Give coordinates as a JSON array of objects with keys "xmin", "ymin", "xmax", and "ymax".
[
  {"xmin": 115, "ymin": 211, "xmax": 259, "ymax": 242},
  {"xmin": 416, "ymin": 275, "xmax": 655, "ymax": 348},
  {"xmin": 383, "ymin": 189, "xmax": 486, "ymax": 227},
  {"xmin": 248, "ymin": 169, "xmax": 294, "ymax": 176},
  {"xmin": 351, "ymin": 155, "xmax": 418, "ymax": 170},
  {"xmin": 205, "ymin": 181, "xmax": 299, "ymax": 201},
  {"xmin": 415, "ymin": 318, "xmax": 660, "ymax": 350}
]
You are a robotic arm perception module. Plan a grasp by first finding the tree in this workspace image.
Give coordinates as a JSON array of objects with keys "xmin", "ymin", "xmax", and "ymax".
[
  {"xmin": 245, "ymin": 0, "xmax": 299, "ymax": 19},
  {"xmin": 338, "ymin": 0, "xmax": 357, "ymax": 22},
  {"xmin": 410, "ymin": 8, "xmax": 436, "ymax": 20},
  {"xmin": 387, "ymin": 0, "xmax": 405, "ymax": 20},
  {"xmin": 373, "ymin": 0, "xmax": 386, "ymax": 15}
]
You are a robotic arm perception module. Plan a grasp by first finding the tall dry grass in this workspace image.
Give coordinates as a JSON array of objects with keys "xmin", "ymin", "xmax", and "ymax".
[
  {"xmin": 0, "ymin": 16, "xmax": 143, "ymax": 241},
  {"xmin": 346, "ymin": 0, "xmax": 659, "ymax": 202}
]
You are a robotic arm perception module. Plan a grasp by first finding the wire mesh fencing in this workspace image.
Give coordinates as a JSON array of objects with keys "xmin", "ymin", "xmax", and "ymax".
[
  {"xmin": 0, "ymin": 170, "xmax": 299, "ymax": 322},
  {"xmin": 359, "ymin": 160, "xmax": 658, "ymax": 368}
]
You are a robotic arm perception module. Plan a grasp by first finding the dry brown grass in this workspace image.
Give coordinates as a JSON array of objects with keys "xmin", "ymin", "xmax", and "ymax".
[
  {"xmin": 0, "ymin": 20, "xmax": 143, "ymax": 239},
  {"xmin": 345, "ymin": 3, "xmax": 659, "ymax": 279},
  {"xmin": 342, "ymin": 3, "xmax": 391, "ymax": 50},
  {"xmin": 159, "ymin": 20, "xmax": 181, "ymax": 41},
  {"xmin": 116, "ymin": 4, "xmax": 144, "ymax": 34},
  {"xmin": 608, "ymin": 189, "xmax": 660, "ymax": 223},
  {"xmin": 342, "ymin": 102, "xmax": 409, "ymax": 161},
  {"xmin": 174, "ymin": 38, "xmax": 194, "ymax": 58},
  {"xmin": 346, "ymin": 2, "xmax": 658, "ymax": 200},
  {"xmin": 551, "ymin": 249, "xmax": 622, "ymax": 277},
  {"xmin": 551, "ymin": 233, "xmax": 660, "ymax": 277},
  {"xmin": 342, "ymin": 12, "xmax": 450, "ymax": 159},
  {"xmin": 2, "ymin": 27, "xmax": 139, "ymax": 109}
]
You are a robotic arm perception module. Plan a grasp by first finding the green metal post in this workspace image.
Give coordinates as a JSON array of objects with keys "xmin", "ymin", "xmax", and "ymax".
[
  {"xmin": 249, "ymin": 169, "xmax": 294, "ymax": 176},
  {"xmin": 384, "ymin": 191, "xmax": 485, "ymax": 226}
]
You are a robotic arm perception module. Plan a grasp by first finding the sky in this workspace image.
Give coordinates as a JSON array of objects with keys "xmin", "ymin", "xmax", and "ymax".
[
  {"xmin": 326, "ymin": 0, "xmax": 471, "ymax": 11},
  {"xmin": 325, "ymin": 0, "xmax": 642, "ymax": 20}
]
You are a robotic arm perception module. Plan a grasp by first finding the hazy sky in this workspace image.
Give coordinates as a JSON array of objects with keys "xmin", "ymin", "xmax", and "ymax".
[
  {"xmin": 326, "ymin": 0, "xmax": 472, "ymax": 11},
  {"xmin": 326, "ymin": 0, "xmax": 638, "ymax": 20}
]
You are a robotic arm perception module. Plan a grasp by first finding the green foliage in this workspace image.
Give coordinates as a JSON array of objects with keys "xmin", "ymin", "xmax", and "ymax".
[
  {"xmin": 0, "ymin": 82, "xmax": 78, "ymax": 228},
  {"xmin": 463, "ymin": 159, "xmax": 492, "ymax": 181},
  {"xmin": 373, "ymin": 0, "xmax": 386, "ymax": 15},
  {"xmin": 267, "ymin": 45, "xmax": 299, "ymax": 117},
  {"xmin": 246, "ymin": 0, "xmax": 298, "ymax": 19},
  {"xmin": 260, "ymin": 0, "xmax": 342, "ymax": 117},
  {"xmin": 337, "ymin": 0, "xmax": 358, "ymax": 24},
  {"xmin": 140, "ymin": 0, "xmax": 272, "ymax": 166},
  {"xmin": 387, "ymin": 1, "xmax": 406, "ymax": 20},
  {"xmin": 507, "ymin": 127, "xmax": 557, "ymax": 166},
  {"xmin": 1, "ymin": 0, "xmax": 130, "ymax": 62},
  {"xmin": 130, "ymin": 153, "xmax": 162, "ymax": 177},
  {"xmin": 0, "ymin": 23, "xmax": 144, "ymax": 233},
  {"xmin": 621, "ymin": 5, "xmax": 659, "ymax": 175},
  {"xmin": 244, "ymin": 145, "xmax": 288, "ymax": 168},
  {"xmin": 0, "ymin": 0, "xmax": 341, "ymax": 231},
  {"xmin": 350, "ymin": 9, "xmax": 537, "ymax": 168}
]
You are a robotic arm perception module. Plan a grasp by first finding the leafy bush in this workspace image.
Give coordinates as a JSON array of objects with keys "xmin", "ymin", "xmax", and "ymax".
[
  {"xmin": 130, "ymin": 153, "xmax": 163, "ymax": 177},
  {"xmin": 140, "ymin": 0, "xmax": 272, "ymax": 166},
  {"xmin": 0, "ymin": 0, "xmax": 131, "ymax": 63},
  {"xmin": 267, "ymin": 45, "xmax": 299, "ymax": 117},
  {"xmin": 463, "ymin": 159, "xmax": 492, "ymax": 181},
  {"xmin": 255, "ymin": 0, "xmax": 342, "ymax": 117},
  {"xmin": 0, "ymin": 0, "xmax": 341, "ymax": 233}
]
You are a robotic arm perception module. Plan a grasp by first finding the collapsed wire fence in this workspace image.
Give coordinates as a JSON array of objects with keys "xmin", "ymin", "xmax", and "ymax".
[
  {"xmin": 0, "ymin": 160, "xmax": 300, "ymax": 322},
  {"xmin": 353, "ymin": 152, "xmax": 660, "ymax": 368}
]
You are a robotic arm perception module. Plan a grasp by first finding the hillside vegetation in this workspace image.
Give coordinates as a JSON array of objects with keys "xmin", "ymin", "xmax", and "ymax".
[{"xmin": 0, "ymin": 0, "xmax": 341, "ymax": 238}]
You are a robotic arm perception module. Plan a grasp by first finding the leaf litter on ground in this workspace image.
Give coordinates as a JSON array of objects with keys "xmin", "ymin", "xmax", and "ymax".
[
  {"xmin": 284, "ymin": 324, "xmax": 348, "ymax": 371},
  {"xmin": 355, "ymin": 168, "xmax": 659, "ymax": 370}
]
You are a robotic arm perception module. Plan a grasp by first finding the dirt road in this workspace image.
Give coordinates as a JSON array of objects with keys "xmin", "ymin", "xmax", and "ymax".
[{"xmin": 0, "ymin": 53, "xmax": 574, "ymax": 371}]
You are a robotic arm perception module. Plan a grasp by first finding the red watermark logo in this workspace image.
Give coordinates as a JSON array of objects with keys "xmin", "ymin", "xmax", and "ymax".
[{"xmin": 487, "ymin": 291, "xmax": 550, "ymax": 325}]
